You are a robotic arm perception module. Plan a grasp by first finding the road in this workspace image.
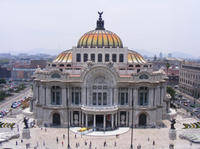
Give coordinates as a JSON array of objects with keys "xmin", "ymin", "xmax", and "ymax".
[{"xmin": 0, "ymin": 87, "xmax": 32, "ymax": 110}]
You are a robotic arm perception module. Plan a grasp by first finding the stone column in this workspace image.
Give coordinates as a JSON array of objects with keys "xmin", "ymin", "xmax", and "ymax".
[
  {"xmin": 103, "ymin": 114, "xmax": 106, "ymax": 130},
  {"xmin": 46, "ymin": 87, "xmax": 51, "ymax": 105},
  {"xmin": 82, "ymin": 112, "xmax": 84, "ymax": 126},
  {"xmin": 93, "ymin": 114, "xmax": 96, "ymax": 128},
  {"xmin": 111, "ymin": 114, "xmax": 114, "ymax": 129},
  {"xmin": 86, "ymin": 114, "xmax": 88, "ymax": 128},
  {"xmin": 134, "ymin": 88, "xmax": 138, "ymax": 107},
  {"xmin": 62, "ymin": 88, "xmax": 66, "ymax": 106},
  {"xmin": 71, "ymin": 111, "xmax": 73, "ymax": 126},
  {"xmin": 149, "ymin": 88, "xmax": 153, "ymax": 107},
  {"xmin": 115, "ymin": 113, "xmax": 117, "ymax": 127},
  {"xmin": 126, "ymin": 111, "xmax": 128, "ymax": 126}
]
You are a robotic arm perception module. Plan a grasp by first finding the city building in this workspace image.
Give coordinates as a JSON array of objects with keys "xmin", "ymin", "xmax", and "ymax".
[
  {"xmin": 163, "ymin": 66, "xmax": 179, "ymax": 86},
  {"xmin": 179, "ymin": 61, "xmax": 200, "ymax": 99},
  {"xmin": 32, "ymin": 13, "xmax": 169, "ymax": 130}
]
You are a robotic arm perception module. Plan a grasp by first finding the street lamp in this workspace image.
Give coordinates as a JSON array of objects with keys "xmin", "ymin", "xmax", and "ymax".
[
  {"xmin": 67, "ymin": 98, "xmax": 70, "ymax": 149},
  {"xmin": 130, "ymin": 98, "xmax": 134, "ymax": 149}
]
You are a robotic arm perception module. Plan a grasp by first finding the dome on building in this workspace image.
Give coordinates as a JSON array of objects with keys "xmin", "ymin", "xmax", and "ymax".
[
  {"xmin": 53, "ymin": 50, "xmax": 72, "ymax": 63},
  {"xmin": 77, "ymin": 12, "xmax": 123, "ymax": 48},
  {"xmin": 77, "ymin": 30, "xmax": 123, "ymax": 48},
  {"xmin": 128, "ymin": 50, "xmax": 146, "ymax": 64}
]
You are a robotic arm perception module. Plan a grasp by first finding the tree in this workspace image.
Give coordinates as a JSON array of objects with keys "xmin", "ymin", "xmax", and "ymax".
[
  {"xmin": 166, "ymin": 62, "xmax": 170, "ymax": 76},
  {"xmin": 0, "ymin": 78, "xmax": 6, "ymax": 84},
  {"xmin": 167, "ymin": 86, "xmax": 176, "ymax": 102}
]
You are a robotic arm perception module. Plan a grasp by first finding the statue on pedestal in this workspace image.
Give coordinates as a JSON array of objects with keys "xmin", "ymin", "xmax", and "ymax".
[
  {"xmin": 23, "ymin": 117, "xmax": 29, "ymax": 129},
  {"xmin": 170, "ymin": 119, "xmax": 176, "ymax": 130}
]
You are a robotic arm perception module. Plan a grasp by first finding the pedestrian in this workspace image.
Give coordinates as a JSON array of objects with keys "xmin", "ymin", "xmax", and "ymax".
[
  {"xmin": 43, "ymin": 141, "xmax": 45, "ymax": 146},
  {"xmin": 114, "ymin": 141, "xmax": 116, "ymax": 147},
  {"xmin": 75, "ymin": 134, "xmax": 77, "ymax": 139},
  {"xmin": 153, "ymin": 140, "xmax": 155, "ymax": 146},
  {"xmin": 45, "ymin": 128, "xmax": 47, "ymax": 132},
  {"xmin": 62, "ymin": 141, "xmax": 64, "ymax": 147},
  {"xmin": 56, "ymin": 137, "xmax": 59, "ymax": 144},
  {"xmin": 63, "ymin": 134, "xmax": 65, "ymax": 139},
  {"xmin": 148, "ymin": 137, "xmax": 150, "ymax": 141},
  {"xmin": 21, "ymin": 139, "xmax": 23, "ymax": 143},
  {"xmin": 16, "ymin": 141, "xmax": 18, "ymax": 146},
  {"xmin": 37, "ymin": 141, "xmax": 39, "ymax": 147}
]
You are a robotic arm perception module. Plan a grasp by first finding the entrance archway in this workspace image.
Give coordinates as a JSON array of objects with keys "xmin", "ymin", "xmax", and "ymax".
[
  {"xmin": 52, "ymin": 113, "xmax": 61, "ymax": 125},
  {"xmin": 138, "ymin": 113, "xmax": 147, "ymax": 126}
]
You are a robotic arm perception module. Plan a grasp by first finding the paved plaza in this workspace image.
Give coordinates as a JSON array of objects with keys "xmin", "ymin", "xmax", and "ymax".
[{"xmin": 0, "ymin": 109, "xmax": 200, "ymax": 149}]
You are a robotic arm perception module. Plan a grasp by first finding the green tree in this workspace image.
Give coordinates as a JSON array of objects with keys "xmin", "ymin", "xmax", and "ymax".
[
  {"xmin": 167, "ymin": 86, "xmax": 176, "ymax": 102},
  {"xmin": 166, "ymin": 62, "xmax": 170, "ymax": 76},
  {"xmin": 0, "ymin": 78, "xmax": 6, "ymax": 84}
]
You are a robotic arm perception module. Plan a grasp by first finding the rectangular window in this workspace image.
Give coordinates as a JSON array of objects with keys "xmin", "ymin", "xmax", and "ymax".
[
  {"xmin": 56, "ymin": 91, "xmax": 60, "ymax": 104},
  {"xmin": 98, "ymin": 92, "xmax": 102, "ymax": 105},
  {"xmin": 121, "ymin": 93, "xmax": 125, "ymax": 105},
  {"xmin": 112, "ymin": 54, "xmax": 117, "ymax": 62},
  {"xmin": 76, "ymin": 53, "xmax": 81, "ymax": 62},
  {"xmin": 103, "ymin": 92, "xmax": 107, "ymax": 105},
  {"xmin": 72, "ymin": 92, "xmax": 74, "ymax": 104},
  {"xmin": 75, "ymin": 92, "xmax": 79, "ymax": 104},
  {"xmin": 93, "ymin": 93, "xmax": 97, "ymax": 105},
  {"xmin": 119, "ymin": 88, "xmax": 128, "ymax": 105}
]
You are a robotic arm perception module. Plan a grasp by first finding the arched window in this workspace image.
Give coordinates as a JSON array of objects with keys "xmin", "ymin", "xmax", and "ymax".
[
  {"xmin": 92, "ymin": 77, "xmax": 108, "ymax": 106},
  {"xmin": 139, "ymin": 74, "xmax": 149, "ymax": 79},
  {"xmin": 76, "ymin": 53, "xmax": 81, "ymax": 62},
  {"xmin": 51, "ymin": 73, "xmax": 61, "ymax": 78},
  {"xmin": 91, "ymin": 53, "xmax": 95, "ymax": 62},
  {"xmin": 51, "ymin": 86, "xmax": 61, "ymax": 105},
  {"xmin": 105, "ymin": 54, "xmax": 110, "ymax": 62},
  {"xmin": 138, "ymin": 87, "xmax": 148, "ymax": 106},
  {"xmin": 84, "ymin": 53, "xmax": 88, "ymax": 62},
  {"xmin": 112, "ymin": 54, "xmax": 117, "ymax": 62},
  {"xmin": 119, "ymin": 54, "xmax": 124, "ymax": 62},
  {"xmin": 98, "ymin": 54, "xmax": 102, "ymax": 62}
]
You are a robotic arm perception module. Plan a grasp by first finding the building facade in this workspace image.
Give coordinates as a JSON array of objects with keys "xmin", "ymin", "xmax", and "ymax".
[
  {"xmin": 32, "ymin": 13, "xmax": 169, "ymax": 130},
  {"xmin": 179, "ymin": 61, "xmax": 200, "ymax": 99}
]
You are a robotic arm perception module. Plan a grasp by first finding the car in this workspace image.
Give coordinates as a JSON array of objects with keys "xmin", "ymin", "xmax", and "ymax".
[
  {"xmin": 192, "ymin": 108, "xmax": 200, "ymax": 112},
  {"xmin": 0, "ymin": 113, "xmax": 3, "ymax": 118}
]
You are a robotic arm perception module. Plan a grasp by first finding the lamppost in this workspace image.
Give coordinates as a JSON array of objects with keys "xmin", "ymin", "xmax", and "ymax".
[
  {"xmin": 130, "ymin": 98, "xmax": 134, "ymax": 149},
  {"xmin": 67, "ymin": 98, "xmax": 70, "ymax": 149}
]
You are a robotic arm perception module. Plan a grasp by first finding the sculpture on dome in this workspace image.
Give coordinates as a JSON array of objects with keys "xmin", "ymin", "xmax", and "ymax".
[{"xmin": 98, "ymin": 11, "xmax": 103, "ymax": 19}]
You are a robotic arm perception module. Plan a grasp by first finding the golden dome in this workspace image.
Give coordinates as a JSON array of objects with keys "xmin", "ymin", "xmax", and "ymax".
[
  {"xmin": 128, "ymin": 50, "xmax": 146, "ymax": 64},
  {"xmin": 53, "ymin": 50, "xmax": 72, "ymax": 63},
  {"xmin": 77, "ymin": 30, "xmax": 123, "ymax": 48}
]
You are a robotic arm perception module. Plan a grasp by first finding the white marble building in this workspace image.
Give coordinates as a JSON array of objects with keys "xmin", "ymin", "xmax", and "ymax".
[{"xmin": 32, "ymin": 13, "xmax": 169, "ymax": 130}]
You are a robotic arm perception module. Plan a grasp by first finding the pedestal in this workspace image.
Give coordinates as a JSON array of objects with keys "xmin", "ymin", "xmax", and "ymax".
[
  {"xmin": 22, "ymin": 129, "xmax": 31, "ymax": 139},
  {"xmin": 169, "ymin": 129, "xmax": 176, "ymax": 140}
]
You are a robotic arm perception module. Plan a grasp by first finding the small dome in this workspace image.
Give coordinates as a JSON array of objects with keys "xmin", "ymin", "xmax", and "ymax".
[
  {"xmin": 53, "ymin": 50, "xmax": 72, "ymax": 63},
  {"xmin": 128, "ymin": 50, "xmax": 146, "ymax": 64},
  {"xmin": 77, "ymin": 30, "xmax": 123, "ymax": 48}
]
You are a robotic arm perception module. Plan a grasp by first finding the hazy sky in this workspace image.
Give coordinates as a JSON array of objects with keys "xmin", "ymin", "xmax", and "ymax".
[{"xmin": 0, "ymin": 0, "xmax": 200, "ymax": 57}]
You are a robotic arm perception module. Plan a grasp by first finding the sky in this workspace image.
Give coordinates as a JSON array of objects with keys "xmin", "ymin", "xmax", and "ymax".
[{"xmin": 0, "ymin": 0, "xmax": 200, "ymax": 57}]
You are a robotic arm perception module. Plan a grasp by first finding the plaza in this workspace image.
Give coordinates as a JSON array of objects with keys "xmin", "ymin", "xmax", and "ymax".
[{"xmin": 1, "ymin": 107, "xmax": 200, "ymax": 149}]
